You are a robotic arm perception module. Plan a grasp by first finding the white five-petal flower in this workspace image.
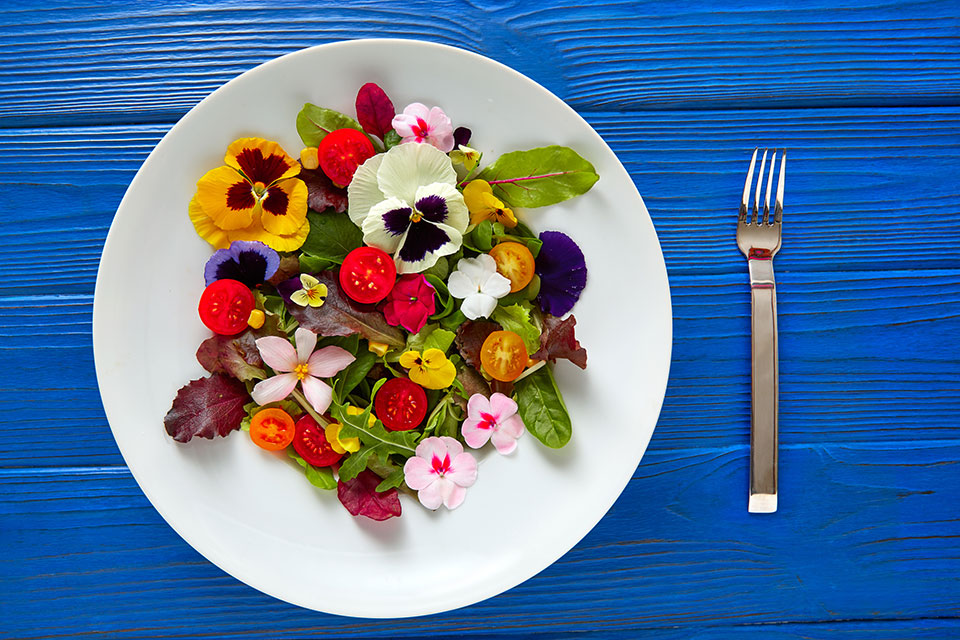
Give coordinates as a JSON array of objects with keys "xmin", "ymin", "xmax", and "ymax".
[
  {"xmin": 251, "ymin": 328, "xmax": 355, "ymax": 415},
  {"xmin": 447, "ymin": 254, "xmax": 512, "ymax": 319}
]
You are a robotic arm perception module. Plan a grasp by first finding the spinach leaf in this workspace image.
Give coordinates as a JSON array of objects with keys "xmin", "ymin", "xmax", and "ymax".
[
  {"xmin": 300, "ymin": 210, "xmax": 363, "ymax": 262},
  {"xmin": 513, "ymin": 366, "xmax": 572, "ymax": 448},
  {"xmin": 296, "ymin": 103, "xmax": 366, "ymax": 147},
  {"xmin": 288, "ymin": 450, "xmax": 337, "ymax": 490}
]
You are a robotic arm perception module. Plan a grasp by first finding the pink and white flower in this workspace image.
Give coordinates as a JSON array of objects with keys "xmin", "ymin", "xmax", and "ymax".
[
  {"xmin": 403, "ymin": 436, "xmax": 478, "ymax": 510},
  {"xmin": 251, "ymin": 327, "xmax": 355, "ymax": 415},
  {"xmin": 462, "ymin": 393, "xmax": 526, "ymax": 454},
  {"xmin": 392, "ymin": 103, "xmax": 455, "ymax": 152}
]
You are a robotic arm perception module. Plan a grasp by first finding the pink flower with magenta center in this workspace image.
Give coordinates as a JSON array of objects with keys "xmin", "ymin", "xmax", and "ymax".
[
  {"xmin": 462, "ymin": 393, "xmax": 526, "ymax": 454},
  {"xmin": 403, "ymin": 436, "xmax": 477, "ymax": 510},
  {"xmin": 392, "ymin": 103, "xmax": 455, "ymax": 152},
  {"xmin": 381, "ymin": 274, "xmax": 436, "ymax": 333}
]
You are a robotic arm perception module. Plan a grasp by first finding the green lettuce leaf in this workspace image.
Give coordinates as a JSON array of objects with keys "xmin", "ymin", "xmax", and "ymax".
[
  {"xmin": 477, "ymin": 145, "xmax": 599, "ymax": 208},
  {"xmin": 513, "ymin": 366, "xmax": 572, "ymax": 448},
  {"xmin": 288, "ymin": 450, "xmax": 337, "ymax": 490},
  {"xmin": 492, "ymin": 304, "xmax": 540, "ymax": 355},
  {"xmin": 296, "ymin": 103, "xmax": 366, "ymax": 146},
  {"xmin": 300, "ymin": 210, "xmax": 363, "ymax": 263}
]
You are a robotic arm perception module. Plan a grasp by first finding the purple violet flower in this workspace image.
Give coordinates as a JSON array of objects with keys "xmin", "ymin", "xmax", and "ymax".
[
  {"xmin": 203, "ymin": 241, "xmax": 280, "ymax": 288},
  {"xmin": 453, "ymin": 126, "xmax": 472, "ymax": 148},
  {"xmin": 536, "ymin": 231, "xmax": 587, "ymax": 317}
]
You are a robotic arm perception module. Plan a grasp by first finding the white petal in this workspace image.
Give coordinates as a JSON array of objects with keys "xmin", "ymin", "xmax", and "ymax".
[
  {"xmin": 377, "ymin": 142, "xmax": 456, "ymax": 203},
  {"xmin": 255, "ymin": 336, "xmax": 297, "ymax": 372},
  {"xmin": 413, "ymin": 182, "xmax": 469, "ymax": 232},
  {"xmin": 347, "ymin": 153, "xmax": 385, "ymax": 227},
  {"xmin": 294, "ymin": 327, "xmax": 317, "ymax": 364},
  {"xmin": 301, "ymin": 376, "xmax": 333, "ymax": 415},
  {"xmin": 361, "ymin": 197, "xmax": 408, "ymax": 253},
  {"xmin": 479, "ymin": 271, "xmax": 512, "ymax": 299},
  {"xmin": 251, "ymin": 373, "xmax": 298, "ymax": 405},
  {"xmin": 306, "ymin": 345, "xmax": 355, "ymax": 377},
  {"xmin": 461, "ymin": 293, "xmax": 497, "ymax": 320},
  {"xmin": 456, "ymin": 255, "xmax": 495, "ymax": 285},
  {"xmin": 447, "ymin": 270, "xmax": 478, "ymax": 300}
]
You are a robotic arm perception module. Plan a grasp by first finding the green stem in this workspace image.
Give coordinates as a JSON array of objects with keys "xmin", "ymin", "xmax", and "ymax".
[{"xmin": 291, "ymin": 389, "xmax": 329, "ymax": 426}]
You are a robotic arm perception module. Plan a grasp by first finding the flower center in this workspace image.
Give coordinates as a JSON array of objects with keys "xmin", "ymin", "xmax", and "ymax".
[
  {"xmin": 478, "ymin": 412, "xmax": 497, "ymax": 431},
  {"xmin": 293, "ymin": 363, "xmax": 310, "ymax": 380},
  {"xmin": 431, "ymin": 453, "xmax": 452, "ymax": 476},
  {"xmin": 410, "ymin": 209, "xmax": 423, "ymax": 223},
  {"xmin": 413, "ymin": 117, "xmax": 430, "ymax": 138},
  {"xmin": 252, "ymin": 181, "xmax": 267, "ymax": 197}
]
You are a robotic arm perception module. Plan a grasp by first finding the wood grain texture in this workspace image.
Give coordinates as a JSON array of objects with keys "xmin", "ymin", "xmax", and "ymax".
[
  {"xmin": 0, "ymin": 0, "xmax": 959, "ymax": 127},
  {"xmin": 2, "ymin": 442, "xmax": 958, "ymax": 637}
]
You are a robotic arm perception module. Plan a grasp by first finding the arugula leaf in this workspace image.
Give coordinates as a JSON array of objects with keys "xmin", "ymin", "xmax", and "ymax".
[
  {"xmin": 288, "ymin": 450, "xmax": 337, "ymax": 490},
  {"xmin": 333, "ymin": 388, "xmax": 419, "ymax": 481},
  {"xmin": 301, "ymin": 210, "xmax": 363, "ymax": 262},
  {"xmin": 296, "ymin": 103, "xmax": 366, "ymax": 146},
  {"xmin": 492, "ymin": 304, "xmax": 540, "ymax": 355},
  {"xmin": 477, "ymin": 146, "xmax": 599, "ymax": 208},
  {"xmin": 513, "ymin": 366, "xmax": 572, "ymax": 448},
  {"xmin": 164, "ymin": 375, "xmax": 250, "ymax": 443},
  {"xmin": 337, "ymin": 444, "xmax": 382, "ymax": 483},
  {"xmin": 375, "ymin": 467, "xmax": 406, "ymax": 493}
]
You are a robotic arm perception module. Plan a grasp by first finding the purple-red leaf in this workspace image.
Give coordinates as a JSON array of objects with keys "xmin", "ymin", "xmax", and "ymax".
[
  {"xmin": 196, "ymin": 330, "xmax": 264, "ymax": 381},
  {"xmin": 355, "ymin": 83, "xmax": 396, "ymax": 140},
  {"xmin": 454, "ymin": 320, "xmax": 500, "ymax": 370},
  {"xmin": 298, "ymin": 166, "xmax": 348, "ymax": 213},
  {"xmin": 164, "ymin": 374, "xmax": 251, "ymax": 443},
  {"xmin": 337, "ymin": 469, "xmax": 402, "ymax": 521},
  {"xmin": 532, "ymin": 314, "xmax": 588, "ymax": 369},
  {"xmin": 287, "ymin": 271, "xmax": 405, "ymax": 347}
]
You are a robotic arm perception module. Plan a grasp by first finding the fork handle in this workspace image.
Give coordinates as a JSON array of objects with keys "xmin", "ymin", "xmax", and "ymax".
[{"xmin": 748, "ymin": 255, "xmax": 778, "ymax": 513}]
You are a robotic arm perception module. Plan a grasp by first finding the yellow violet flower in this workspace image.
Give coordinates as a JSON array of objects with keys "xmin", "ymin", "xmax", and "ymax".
[
  {"xmin": 325, "ymin": 420, "xmax": 362, "ymax": 455},
  {"xmin": 462, "ymin": 179, "xmax": 518, "ymax": 228},
  {"xmin": 399, "ymin": 348, "xmax": 457, "ymax": 390},
  {"xmin": 290, "ymin": 274, "xmax": 328, "ymax": 308},
  {"xmin": 450, "ymin": 144, "xmax": 480, "ymax": 172},
  {"xmin": 367, "ymin": 341, "xmax": 390, "ymax": 357},
  {"xmin": 189, "ymin": 137, "xmax": 310, "ymax": 252}
]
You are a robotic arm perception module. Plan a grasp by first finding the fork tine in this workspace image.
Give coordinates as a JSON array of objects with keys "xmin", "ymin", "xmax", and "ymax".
[
  {"xmin": 753, "ymin": 149, "xmax": 768, "ymax": 224},
  {"xmin": 774, "ymin": 151, "xmax": 786, "ymax": 224},
  {"xmin": 740, "ymin": 147, "xmax": 758, "ymax": 223},
  {"xmin": 763, "ymin": 149, "xmax": 776, "ymax": 224}
]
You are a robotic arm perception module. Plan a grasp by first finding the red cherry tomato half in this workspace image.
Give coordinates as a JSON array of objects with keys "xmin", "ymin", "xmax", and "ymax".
[
  {"xmin": 318, "ymin": 128, "xmax": 376, "ymax": 187},
  {"xmin": 198, "ymin": 279, "xmax": 255, "ymax": 335},
  {"xmin": 293, "ymin": 414, "xmax": 343, "ymax": 467},
  {"xmin": 339, "ymin": 246, "xmax": 397, "ymax": 304},
  {"xmin": 374, "ymin": 378, "xmax": 428, "ymax": 431}
]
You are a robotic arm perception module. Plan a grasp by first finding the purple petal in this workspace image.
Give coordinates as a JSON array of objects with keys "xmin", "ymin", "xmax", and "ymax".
[
  {"xmin": 204, "ymin": 240, "xmax": 280, "ymax": 287},
  {"xmin": 453, "ymin": 127, "xmax": 471, "ymax": 148},
  {"xmin": 536, "ymin": 231, "xmax": 587, "ymax": 317}
]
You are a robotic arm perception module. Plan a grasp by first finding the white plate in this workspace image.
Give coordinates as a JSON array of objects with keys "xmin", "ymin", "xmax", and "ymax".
[{"xmin": 94, "ymin": 39, "xmax": 671, "ymax": 618}]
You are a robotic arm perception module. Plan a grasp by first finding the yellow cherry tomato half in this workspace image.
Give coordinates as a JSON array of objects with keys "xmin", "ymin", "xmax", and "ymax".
[
  {"xmin": 249, "ymin": 408, "xmax": 296, "ymax": 451},
  {"xmin": 489, "ymin": 242, "xmax": 535, "ymax": 293},
  {"xmin": 480, "ymin": 330, "xmax": 528, "ymax": 382}
]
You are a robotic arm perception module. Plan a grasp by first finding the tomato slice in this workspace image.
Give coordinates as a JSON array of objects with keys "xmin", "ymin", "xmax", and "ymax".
[
  {"xmin": 339, "ymin": 246, "xmax": 397, "ymax": 304},
  {"xmin": 489, "ymin": 242, "xmax": 535, "ymax": 293},
  {"xmin": 318, "ymin": 128, "xmax": 376, "ymax": 187},
  {"xmin": 293, "ymin": 414, "xmax": 344, "ymax": 467},
  {"xmin": 198, "ymin": 278, "xmax": 255, "ymax": 335},
  {"xmin": 249, "ymin": 408, "xmax": 296, "ymax": 451},
  {"xmin": 374, "ymin": 378, "xmax": 428, "ymax": 431},
  {"xmin": 480, "ymin": 330, "xmax": 527, "ymax": 382}
]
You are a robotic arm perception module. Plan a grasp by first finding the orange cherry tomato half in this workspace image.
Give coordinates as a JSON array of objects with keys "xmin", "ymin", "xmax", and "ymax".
[
  {"xmin": 198, "ymin": 278, "xmax": 255, "ymax": 335},
  {"xmin": 249, "ymin": 408, "xmax": 296, "ymax": 451},
  {"xmin": 480, "ymin": 330, "xmax": 528, "ymax": 382},
  {"xmin": 318, "ymin": 128, "xmax": 376, "ymax": 187},
  {"xmin": 339, "ymin": 246, "xmax": 397, "ymax": 304},
  {"xmin": 489, "ymin": 242, "xmax": 535, "ymax": 293},
  {"xmin": 293, "ymin": 414, "xmax": 343, "ymax": 467},
  {"xmin": 374, "ymin": 378, "xmax": 428, "ymax": 431}
]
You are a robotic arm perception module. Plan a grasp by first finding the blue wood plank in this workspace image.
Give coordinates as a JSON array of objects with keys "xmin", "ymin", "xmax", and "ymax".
[
  {"xmin": 2, "ymin": 441, "xmax": 958, "ymax": 636},
  {"xmin": 0, "ymin": 0, "xmax": 958, "ymax": 127}
]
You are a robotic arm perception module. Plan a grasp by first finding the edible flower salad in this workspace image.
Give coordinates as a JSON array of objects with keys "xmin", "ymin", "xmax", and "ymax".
[{"xmin": 165, "ymin": 83, "xmax": 595, "ymax": 520}]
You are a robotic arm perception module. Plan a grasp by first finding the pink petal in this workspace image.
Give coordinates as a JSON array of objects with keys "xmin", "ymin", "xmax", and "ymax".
[
  {"xmin": 255, "ymin": 336, "xmax": 297, "ymax": 372},
  {"xmin": 391, "ymin": 114, "xmax": 417, "ymax": 138},
  {"xmin": 403, "ymin": 102, "xmax": 430, "ymax": 120},
  {"xmin": 307, "ymin": 346, "xmax": 355, "ymax": 377},
  {"xmin": 294, "ymin": 327, "xmax": 317, "ymax": 364},
  {"xmin": 403, "ymin": 456, "xmax": 435, "ymax": 490},
  {"xmin": 301, "ymin": 376, "xmax": 333, "ymax": 415},
  {"xmin": 446, "ymin": 452, "xmax": 478, "ymax": 488},
  {"xmin": 416, "ymin": 477, "xmax": 449, "ymax": 510},
  {"xmin": 491, "ymin": 429, "xmax": 519, "ymax": 455},
  {"xmin": 430, "ymin": 132, "xmax": 455, "ymax": 153},
  {"xmin": 443, "ymin": 484, "xmax": 467, "ymax": 509},
  {"xmin": 466, "ymin": 393, "xmax": 491, "ymax": 421},
  {"xmin": 415, "ymin": 436, "xmax": 448, "ymax": 461},
  {"xmin": 438, "ymin": 436, "xmax": 463, "ymax": 458},
  {"xmin": 250, "ymin": 373, "xmax": 298, "ymax": 405},
  {"xmin": 498, "ymin": 413, "xmax": 526, "ymax": 439},
  {"xmin": 488, "ymin": 392, "xmax": 518, "ymax": 421},
  {"xmin": 461, "ymin": 418, "xmax": 491, "ymax": 449}
]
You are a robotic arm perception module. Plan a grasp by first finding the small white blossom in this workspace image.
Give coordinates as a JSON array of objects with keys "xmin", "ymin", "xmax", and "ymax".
[{"xmin": 447, "ymin": 254, "xmax": 512, "ymax": 320}]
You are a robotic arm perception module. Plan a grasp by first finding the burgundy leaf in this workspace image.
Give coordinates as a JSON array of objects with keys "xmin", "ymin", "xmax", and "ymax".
[
  {"xmin": 287, "ymin": 271, "xmax": 405, "ymax": 347},
  {"xmin": 457, "ymin": 365, "xmax": 491, "ymax": 400},
  {"xmin": 267, "ymin": 254, "xmax": 301, "ymax": 287},
  {"xmin": 164, "ymin": 374, "xmax": 251, "ymax": 443},
  {"xmin": 196, "ymin": 330, "xmax": 264, "ymax": 381},
  {"xmin": 298, "ymin": 166, "xmax": 348, "ymax": 213},
  {"xmin": 337, "ymin": 469, "xmax": 402, "ymax": 521},
  {"xmin": 454, "ymin": 320, "xmax": 500, "ymax": 370},
  {"xmin": 355, "ymin": 82, "xmax": 396, "ymax": 140},
  {"xmin": 532, "ymin": 314, "xmax": 588, "ymax": 369}
]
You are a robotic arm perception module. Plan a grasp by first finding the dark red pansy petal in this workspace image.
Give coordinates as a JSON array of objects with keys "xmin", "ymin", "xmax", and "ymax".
[
  {"xmin": 226, "ymin": 181, "xmax": 256, "ymax": 210},
  {"xmin": 262, "ymin": 186, "xmax": 290, "ymax": 216},
  {"xmin": 235, "ymin": 147, "xmax": 294, "ymax": 185}
]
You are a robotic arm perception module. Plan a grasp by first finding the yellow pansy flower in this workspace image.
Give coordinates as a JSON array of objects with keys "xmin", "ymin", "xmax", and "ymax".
[
  {"xmin": 462, "ymin": 179, "xmax": 518, "ymax": 228},
  {"xmin": 399, "ymin": 348, "xmax": 457, "ymax": 390},
  {"xmin": 450, "ymin": 144, "xmax": 480, "ymax": 172},
  {"xmin": 290, "ymin": 274, "xmax": 328, "ymax": 308},
  {"xmin": 189, "ymin": 137, "xmax": 310, "ymax": 251}
]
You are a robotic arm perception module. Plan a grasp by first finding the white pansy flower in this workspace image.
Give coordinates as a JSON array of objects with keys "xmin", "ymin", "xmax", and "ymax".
[
  {"xmin": 347, "ymin": 143, "xmax": 469, "ymax": 274},
  {"xmin": 447, "ymin": 254, "xmax": 512, "ymax": 320}
]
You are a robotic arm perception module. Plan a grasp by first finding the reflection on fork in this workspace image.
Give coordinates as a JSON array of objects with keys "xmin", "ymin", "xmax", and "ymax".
[{"xmin": 736, "ymin": 148, "xmax": 785, "ymax": 513}]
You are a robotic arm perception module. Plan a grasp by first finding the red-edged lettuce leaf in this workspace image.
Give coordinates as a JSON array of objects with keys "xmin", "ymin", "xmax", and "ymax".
[
  {"xmin": 337, "ymin": 469, "xmax": 402, "ymax": 521},
  {"xmin": 287, "ymin": 271, "xmax": 405, "ymax": 347},
  {"xmin": 355, "ymin": 82, "xmax": 396, "ymax": 140},
  {"xmin": 457, "ymin": 365, "xmax": 491, "ymax": 400},
  {"xmin": 164, "ymin": 374, "xmax": 250, "ymax": 443},
  {"xmin": 532, "ymin": 314, "xmax": 587, "ymax": 369},
  {"xmin": 454, "ymin": 320, "xmax": 500, "ymax": 369},
  {"xmin": 298, "ymin": 166, "xmax": 348, "ymax": 213},
  {"xmin": 267, "ymin": 254, "xmax": 301, "ymax": 287},
  {"xmin": 196, "ymin": 330, "xmax": 264, "ymax": 381}
]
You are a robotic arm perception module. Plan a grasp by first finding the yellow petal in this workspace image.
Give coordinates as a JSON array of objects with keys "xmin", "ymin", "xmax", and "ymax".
[
  {"xmin": 195, "ymin": 165, "xmax": 257, "ymax": 231},
  {"xmin": 421, "ymin": 348, "xmax": 449, "ymax": 369},
  {"xmin": 225, "ymin": 137, "xmax": 300, "ymax": 184},
  {"xmin": 399, "ymin": 350, "xmax": 422, "ymax": 369},
  {"xmin": 290, "ymin": 290, "xmax": 311, "ymax": 307},
  {"xmin": 368, "ymin": 341, "xmax": 389, "ymax": 357},
  {"xmin": 260, "ymin": 178, "xmax": 308, "ymax": 236},
  {"xmin": 324, "ymin": 423, "xmax": 346, "ymax": 454},
  {"xmin": 300, "ymin": 273, "xmax": 320, "ymax": 288},
  {"xmin": 188, "ymin": 195, "xmax": 231, "ymax": 249},
  {"xmin": 410, "ymin": 360, "xmax": 456, "ymax": 390},
  {"xmin": 345, "ymin": 406, "xmax": 377, "ymax": 428},
  {"xmin": 226, "ymin": 213, "xmax": 310, "ymax": 252},
  {"xmin": 463, "ymin": 180, "xmax": 493, "ymax": 214}
]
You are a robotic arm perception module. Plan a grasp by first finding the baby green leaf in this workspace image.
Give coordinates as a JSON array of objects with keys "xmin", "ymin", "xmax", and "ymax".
[
  {"xmin": 301, "ymin": 210, "xmax": 363, "ymax": 262},
  {"xmin": 296, "ymin": 103, "xmax": 366, "ymax": 146},
  {"xmin": 492, "ymin": 304, "xmax": 540, "ymax": 355},
  {"xmin": 477, "ymin": 146, "xmax": 599, "ymax": 208},
  {"xmin": 288, "ymin": 450, "xmax": 337, "ymax": 490},
  {"xmin": 513, "ymin": 366, "xmax": 572, "ymax": 448}
]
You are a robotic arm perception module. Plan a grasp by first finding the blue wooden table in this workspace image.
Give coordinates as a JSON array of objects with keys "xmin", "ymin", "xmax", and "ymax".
[{"xmin": 3, "ymin": 1, "xmax": 959, "ymax": 637}]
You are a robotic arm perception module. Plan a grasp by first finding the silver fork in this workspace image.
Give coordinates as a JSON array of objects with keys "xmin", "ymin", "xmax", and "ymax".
[{"xmin": 736, "ymin": 148, "xmax": 785, "ymax": 514}]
